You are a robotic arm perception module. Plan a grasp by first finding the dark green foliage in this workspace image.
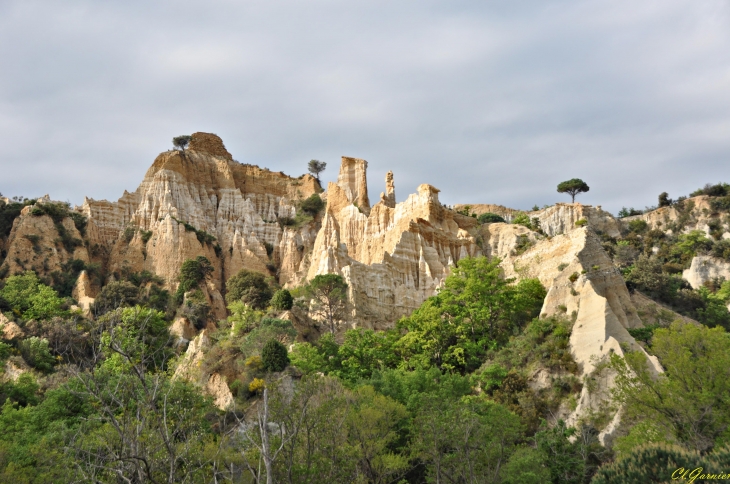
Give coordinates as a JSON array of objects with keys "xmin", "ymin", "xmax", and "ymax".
[
  {"xmin": 0, "ymin": 373, "xmax": 40, "ymax": 407},
  {"xmin": 710, "ymin": 196, "xmax": 730, "ymax": 212},
  {"xmin": 307, "ymin": 159, "xmax": 326, "ymax": 182},
  {"xmin": 557, "ymin": 178, "xmax": 590, "ymax": 203},
  {"xmin": 93, "ymin": 280, "xmax": 139, "ymax": 315},
  {"xmin": 171, "ymin": 217, "xmax": 217, "ymax": 245},
  {"xmin": 270, "ymin": 288, "xmax": 293, "ymax": 310},
  {"xmin": 122, "ymin": 226, "xmax": 135, "ymax": 243},
  {"xmin": 300, "ymin": 193, "xmax": 325, "ymax": 216},
  {"xmin": 175, "ymin": 256, "xmax": 214, "ymax": 303},
  {"xmin": 263, "ymin": 241, "xmax": 274, "ymax": 257},
  {"xmin": 478, "ymin": 212, "xmax": 506, "ymax": 224},
  {"xmin": 658, "ymin": 192, "xmax": 672, "ymax": 207},
  {"xmin": 691, "ymin": 182, "xmax": 730, "ymax": 198},
  {"xmin": 261, "ymin": 339, "xmax": 289, "ymax": 372},
  {"xmin": 627, "ymin": 324, "xmax": 660, "ymax": 344},
  {"xmin": 225, "ymin": 269, "xmax": 273, "ymax": 309},
  {"xmin": 49, "ymin": 258, "xmax": 89, "ymax": 298},
  {"xmin": 617, "ymin": 207, "xmax": 643, "ymax": 218},
  {"xmin": 29, "ymin": 202, "xmax": 85, "ymax": 252},
  {"xmin": 0, "ymin": 199, "xmax": 32, "ymax": 238},
  {"xmin": 140, "ymin": 229, "xmax": 153, "ymax": 244},
  {"xmin": 180, "ymin": 290, "xmax": 210, "ymax": 330},
  {"xmin": 172, "ymin": 135, "xmax": 191, "ymax": 151}
]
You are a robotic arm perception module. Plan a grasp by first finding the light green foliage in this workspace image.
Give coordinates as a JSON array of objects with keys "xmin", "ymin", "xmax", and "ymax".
[
  {"xmin": 270, "ymin": 288, "xmax": 294, "ymax": 310},
  {"xmin": 612, "ymin": 421, "xmax": 670, "ymax": 460},
  {"xmin": 411, "ymin": 395, "xmax": 523, "ymax": 483},
  {"xmin": 100, "ymin": 306, "xmax": 172, "ymax": 373},
  {"xmin": 224, "ymin": 268, "xmax": 273, "ymax": 309},
  {"xmin": 535, "ymin": 420, "xmax": 588, "ymax": 484},
  {"xmin": 610, "ymin": 322, "xmax": 730, "ymax": 453},
  {"xmin": 240, "ymin": 317, "xmax": 297, "ymax": 358},
  {"xmin": 227, "ymin": 300, "xmax": 264, "ymax": 335},
  {"xmin": 500, "ymin": 447, "xmax": 551, "ymax": 484},
  {"xmin": 626, "ymin": 219, "xmax": 647, "ymax": 233},
  {"xmin": 0, "ymin": 271, "xmax": 64, "ymax": 320},
  {"xmin": 18, "ymin": 337, "xmax": 55, "ymax": 373},
  {"xmin": 512, "ymin": 212, "xmax": 532, "ymax": 228},
  {"xmin": 673, "ymin": 230, "xmax": 712, "ymax": 260},
  {"xmin": 0, "ymin": 341, "xmax": 11, "ymax": 360},
  {"xmin": 397, "ymin": 257, "xmax": 546, "ymax": 372}
]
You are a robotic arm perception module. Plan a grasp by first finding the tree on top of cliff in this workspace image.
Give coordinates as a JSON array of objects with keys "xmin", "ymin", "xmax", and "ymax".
[
  {"xmin": 557, "ymin": 178, "xmax": 590, "ymax": 203},
  {"xmin": 308, "ymin": 159, "xmax": 327, "ymax": 183},
  {"xmin": 172, "ymin": 135, "xmax": 192, "ymax": 152}
]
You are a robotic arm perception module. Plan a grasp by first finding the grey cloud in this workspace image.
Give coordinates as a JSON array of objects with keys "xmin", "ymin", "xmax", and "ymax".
[{"xmin": 1, "ymin": 0, "xmax": 729, "ymax": 215}]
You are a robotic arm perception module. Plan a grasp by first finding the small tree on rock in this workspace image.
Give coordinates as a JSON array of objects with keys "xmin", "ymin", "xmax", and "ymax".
[
  {"xmin": 658, "ymin": 192, "xmax": 672, "ymax": 207},
  {"xmin": 304, "ymin": 274, "xmax": 348, "ymax": 333},
  {"xmin": 261, "ymin": 339, "xmax": 289, "ymax": 372},
  {"xmin": 557, "ymin": 178, "xmax": 590, "ymax": 203},
  {"xmin": 172, "ymin": 135, "xmax": 192, "ymax": 152},
  {"xmin": 307, "ymin": 159, "xmax": 327, "ymax": 183}
]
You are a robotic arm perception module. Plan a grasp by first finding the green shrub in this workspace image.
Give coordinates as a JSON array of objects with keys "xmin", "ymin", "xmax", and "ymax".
[
  {"xmin": 478, "ymin": 213, "xmax": 506, "ymax": 224},
  {"xmin": 592, "ymin": 444, "xmax": 699, "ymax": 484},
  {"xmin": 558, "ymin": 263, "xmax": 568, "ymax": 272},
  {"xmin": 569, "ymin": 272, "xmax": 579, "ymax": 283},
  {"xmin": 627, "ymin": 219, "xmax": 648, "ymax": 233},
  {"xmin": 180, "ymin": 290, "xmax": 210, "ymax": 330},
  {"xmin": 0, "ymin": 271, "xmax": 64, "ymax": 320},
  {"xmin": 225, "ymin": 269, "xmax": 273, "ymax": 309},
  {"xmin": 270, "ymin": 289, "xmax": 294, "ymax": 310},
  {"xmin": 19, "ymin": 336, "xmax": 55, "ymax": 373},
  {"xmin": 575, "ymin": 218, "xmax": 588, "ymax": 227},
  {"xmin": 300, "ymin": 194, "xmax": 325, "ymax": 216},
  {"xmin": 140, "ymin": 230, "xmax": 153, "ymax": 244},
  {"xmin": 261, "ymin": 339, "xmax": 289, "ymax": 372},
  {"xmin": 175, "ymin": 256, "xmax": 214, "ymax": 303},
  {"xmin": 512, "ymin": 213, "xmax": 532, "ymax": 228}
]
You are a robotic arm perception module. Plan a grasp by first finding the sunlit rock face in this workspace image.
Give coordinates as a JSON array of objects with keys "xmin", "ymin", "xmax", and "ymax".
[
  {"xmin": 79, "ymin": 133, "xmax": 320, "ymax": 313},
  {"xmin": 307, "ymin": 160, "xmax": 480, "ymax": 328}
]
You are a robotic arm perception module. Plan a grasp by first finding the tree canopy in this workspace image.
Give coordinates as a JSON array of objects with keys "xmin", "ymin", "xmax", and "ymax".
[
  {"xmin": 307, "ymin": 159, "xmax": 327, "ymax": 183},
  {"xmin": 172, "ymin": 135, "xmax": 192, "ymax": 152},
  {"xmin": 557, "ymin": 178, "xmax": 590, "ymax": 203}
]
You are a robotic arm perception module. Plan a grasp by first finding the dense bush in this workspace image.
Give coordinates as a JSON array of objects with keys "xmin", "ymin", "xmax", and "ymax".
[
  {"xmin": 477, "ymin": 212, "xmax": 506, "ymax": 224},
  {"xmin": 0, "ymin": 271, "xmax": 64, "ymax": 320},
  {"xmin": 93, "ymin": 281, "xmax": 139, "ymax": 316},
  {"xmin": 270, "ymin": 289, "xmax": 294, "ymax": 310},
  {"xmin": 690, "ymin": 182, "xmax": 730, "ymax": 198},
  {"xmin": 19, "ymin": 336, "xmax": 56, "ymax": 373},
  {"xmin": 299, "ymin": 194, "xmax": 325, "ymax": 216},
  {"xmin": 261, "ymin": 339, "xmax": 289, "ymax": 372},
  {"xmin": 225, "ymin": 269, "xmax": 273, "ymax": 309},
  {"xmin": 175, "ymin": 256, "xmax": 214, "ymax": 303},
  {"xmin": 180, "ymin": 290, "xmax": 210, "ymax": 330}
]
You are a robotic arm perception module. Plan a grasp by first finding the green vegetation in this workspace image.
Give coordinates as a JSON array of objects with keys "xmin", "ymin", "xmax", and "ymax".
[
  {"xmin": 175, "ymin": 256, "xmax": 214, "ymax": 304},
  {"xmin": 0, "ymin": 271, "xmax": 65, "ymax": 320},
  {"xmin": 261, "ymin": 339, "xmax": 289, "ymax": 371},
  {"xmin": 270, "ymin": 288, "xmax": 293, "ymax": 310},
  {"xmin": 478, "ymin": 212, "xmax": 506, "ymax": 224},
  {"xmin": 557, "ymin": 178, "xmax": 590, "ymax": 203},
  {"xmin": 303, "ymin": 273, "xmax": 349, "ymax": 334},
  {"xmin": 299, "ymin": 193, "xmax": 325, "ymax": 216},
  {"xmin": 172, "ymin": 134, "xmax": 191, "ymax": 151},
  {"xmin": 307, "ymin": 159, "xmax": 327, "ymax": 183},
  {"xmin": 225, "ymin": 269, "xmax": 273, "ymax": 309},
  {"xmin": 28, "ymin": 202, "xmax": 86, "ymax": 251}
]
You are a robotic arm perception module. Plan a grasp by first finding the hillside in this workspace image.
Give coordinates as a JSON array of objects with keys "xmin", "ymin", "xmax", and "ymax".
[{"xmin": 2, "ymin": 134, "xmax": 730, "ymax": 482}]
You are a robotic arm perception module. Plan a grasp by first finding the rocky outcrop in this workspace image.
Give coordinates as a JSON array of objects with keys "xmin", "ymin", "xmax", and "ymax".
[
  {"xmin": 336, "ymin": 157, "xmax": 370, "ymax": 215},
  {"xmin": 0, "ymin": 313, "xmax": 24, "ymax": 340},
  {"xmin": 623, "ymin": 195, "xmax": 729, "ymax": 238},
  {"xmin": 491, "ymin": 225, "xmax": 661, "ymax": 445},
  {"xmin": 532, "ymin": 203, "xmax": 622, "ymax": 238},
  {"xmin": 307, "ymin": 165, "xmax": 481, "ymax": 328},
  {"xmin": 79, "ymin": 134, "xmax": 320, "ymax": 307},
  {"xmin": 682, "ymin": 255, "xmax": 730, "ymax": 290},
  {"xmin": 453, "ymin": 203, "xmax": 521, "ymax": 222},
  {"xmin": 72, "ymin": 270, "xmax": 96, "ymax": 317}
]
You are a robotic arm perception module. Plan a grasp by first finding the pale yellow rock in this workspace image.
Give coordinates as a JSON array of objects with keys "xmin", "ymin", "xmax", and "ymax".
[
  {"xmin": 72, "ymin": 270, "xmax": 96, "ymax": 317},
  {"xmin": 1, "ymin": 205, "xmax": 90, "ymax": 279},
  {"xmin": 170, "ymin": 317, "xmax": 198, "ymax": 341},
  {"xmin": 0, "ymin": 313, "xmax": 24, "ymax": 340},
  {"xmin": 206, "ymin": 373, "xmax": 234, "ymax": 410},
  {"xmin": 682, "ymin": 255, "xmax": 730, "ymax": 289}
]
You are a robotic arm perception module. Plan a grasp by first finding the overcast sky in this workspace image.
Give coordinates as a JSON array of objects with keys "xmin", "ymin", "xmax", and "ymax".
[{"xmin": 1, "ymin": 1, "xmax": 729, "ymax": 215}]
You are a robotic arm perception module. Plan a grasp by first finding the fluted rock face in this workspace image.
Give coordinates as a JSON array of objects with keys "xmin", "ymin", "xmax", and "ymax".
[
  {"xmin": 453, "ymin": 203, "xmax": 521, "ymax": 222},
  {"xmin": 80, "ymin": 137, "xmax": 320, "ymax": 297},
  {"xmin": 307, "ymin": 169, "xmax": 480, "ymax": 327},
  {"xmin": 532, "ymin": 203, "xmax": 622, "ymax": 238},
  {"xmin": 337, "ymin": 157, "xmax": 370, "ymax": 215},
  {"xmin": 1, "ymin": 205, "xmax": 90, "ymax": 279},
  {"xmin": 491, "ymin": 224, "xmax": 661, "ymax": 445}
]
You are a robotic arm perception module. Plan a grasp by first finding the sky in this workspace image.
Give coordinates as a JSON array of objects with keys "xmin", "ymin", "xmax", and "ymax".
[{"xmin": 1, "ymin": 0, "xmax": 729, "ymax": 215}]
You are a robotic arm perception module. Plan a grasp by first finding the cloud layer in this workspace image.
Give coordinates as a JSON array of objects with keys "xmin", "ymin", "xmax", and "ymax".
[{"xmin": 1, "ymin": 0, "xmax": 729, "ymax": 214}]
